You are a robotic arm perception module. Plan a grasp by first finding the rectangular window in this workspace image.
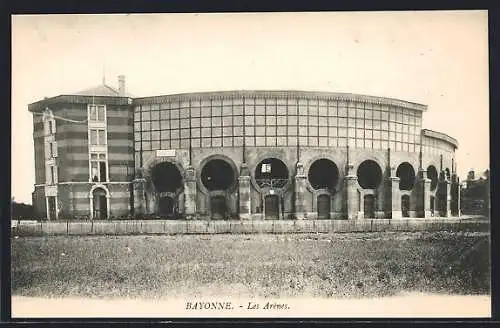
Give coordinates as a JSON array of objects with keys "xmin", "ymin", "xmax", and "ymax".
[
  {"xmin": 287, "ymin": 116, "xmax": 297, "ymax": 126},
  {"xmin": 90, "ymin": 154, "xmax": 107, "ymax": 183},
  {"xmin": 255, "ymin": 115, "xmax": 266, "ymax": 125},
  {"xmin": 288, "ymin": 136, "xmax": 298, "ymax": 146},
  {"xmin": 201, "ymin": 128, "xmax": 211, "ymax": 138},
  {"xmin": 50, "ymin": 166, "xmax": 56, "ymax": 184},
  {"xmin": 277, "ymin": 126, "xmax": 287, "ymax": 136},
  {"xmin": 90, "ymin": 130, "xmax": 98, "ymax": 145},
  {"xmin": 266, "ymin": 136, "xmax": 277, "ymax": 146},
  {"xmin": 266, "ymin": 126, "xmax": 276, "ymax": 135},
  {"xmin": 212, "ymin": 116, "xmax": 222, "ymax": 127}
]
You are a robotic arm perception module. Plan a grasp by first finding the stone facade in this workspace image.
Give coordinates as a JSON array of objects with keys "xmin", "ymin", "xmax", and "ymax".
[{"xmin": 29, "ymin": 87, "xmax": 460, "ymax": 220}]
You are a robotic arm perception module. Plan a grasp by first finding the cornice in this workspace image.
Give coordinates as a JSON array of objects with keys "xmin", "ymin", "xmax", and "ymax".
[
  {"xmin": 421, "ymin": 129, "xmax": 459, "ymax": 149},
  {"xmin": 28, "ymin": 95, "xmax": 132, "ymax": 112},
  {"xmin": 132, "ymin": 90, "xmax": 428, "ymax": 112}
]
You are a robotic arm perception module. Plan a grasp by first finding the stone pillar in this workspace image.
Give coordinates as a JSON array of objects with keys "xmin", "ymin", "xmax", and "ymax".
[
  {"xmin": 444, "ymin": 179, "xmax": 451, "ymax": 217},
  {"xmin": 294, "ymin": 162, "xmax": 307, "ymax": 219},
  {"xmin": 389, "ymin": 175, "xmax": 402, "ymax": 219},
  {"xmin": 183, "ymin": 166, "xmax": 197, "ymax": 218},
  {"xmin": 344, "ymin": 164, "xmax": 359, "ymax": 220},
  {"xmin": 415, "ymin": 169, "xmax": 432, "ymax": 218},
  {"xmin": 132, "ymin": 178, "xmax": 146, "ymax": 216},
  {"xmin": 458, "ymin": 183, "xmax": 462, "ymax": 217},
  {"xmin": 238, "ymin": 163, "xmax": 251, "ymax": 220}
]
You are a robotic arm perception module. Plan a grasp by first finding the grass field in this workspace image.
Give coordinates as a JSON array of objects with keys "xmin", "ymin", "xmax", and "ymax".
[{"xmin": 11, "ymin": 231, "xmax": 490, "ymax": 300}]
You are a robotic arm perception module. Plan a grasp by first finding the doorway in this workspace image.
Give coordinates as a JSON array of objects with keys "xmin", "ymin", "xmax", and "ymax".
[
  {"xmin": 92, "ymin": 188, "xmax": 108, "ymax": 220},
  {"xmin": 264, "ymin": 195, "xmax": 279, "ymax": 220},
  {"xmin": 401, "ymin": 195, "xmax": 410, "ymax": 217},
  {"xmin": 47, "ymin": 196, "xmax": 57, "ymax": 220},
  {"xmin": 211, "ymin": 195, "xmax": 227, "ymax": 220},
  {"xmin": 317, "ymin": 194, "xmax": 331, "ymax": 220},
  {"xmin": 158, "ymin": 196, "xmax": 174, "ymax": 218},
  {"xmin": 364, "ymin": 194, "xmax": 375, "ymax": 219}
]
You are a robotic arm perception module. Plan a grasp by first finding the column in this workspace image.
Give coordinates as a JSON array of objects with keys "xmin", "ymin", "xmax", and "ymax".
[
  {"xmin": 344, "ymin": 163, "xmax": 359, "ymax": 220},
  {"xmin": 389, "ymin": 174, "xmax": 402, "ymax": 219},
  {"xmin": 183, "ymin": 166, "xmax": 197, "ymax": 218},
  {"xmin": 450, "ymin": 175, "xmax": 458, "ymax": 216},
  {"xmin": 416, "ymin": 168, "xmax": 432, "ymax": 218},
  {"xmin": 238, "ymin": 163, "xmax": 251, "ymax": 220},
  {"xmin": 294, "ymin": 162, "xmax": 307, "ymax": 219},
  {"xmin": 132, "ymin": 178, "xmax": 146, "ymax": 216},
  {"xmin": 444, "ymin": 178, "xmax": 452, "ymax": 217}
]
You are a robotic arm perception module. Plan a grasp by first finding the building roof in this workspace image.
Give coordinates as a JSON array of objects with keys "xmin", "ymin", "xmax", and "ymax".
[
  {"xmin": 421, "ymin": 129, "xmax": 459, "ymax": 149},
  {"xmin": 72, "ymin": 84, "xmax": 133, "ymax": 97},
  {"xmin": 133, "ymin": 90, "xmax": 428, "ymax": 112}
]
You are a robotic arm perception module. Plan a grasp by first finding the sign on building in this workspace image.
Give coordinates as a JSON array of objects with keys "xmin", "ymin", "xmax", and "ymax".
[{"xmin": 156, "ymin": 149, "xmax": 176, "ymax": 157}]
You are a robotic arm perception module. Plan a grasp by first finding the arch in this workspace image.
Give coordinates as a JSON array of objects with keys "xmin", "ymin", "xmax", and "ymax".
[
  {"xmin": 89, "ymin": 184, "xmax": 110, "ymax": 198},
  {"xmin": 396, "ymin": 162, "xmax": 416, "ymax": 191},
  {"xmin": 151, "ymin": 161, "xmax": 183, "ymax": 193},
  {"xmin": 307, "ymin": 158, "xmax": 340, "ymax": 191},
  {"xmin": 198, "ymin": 155, "xmax": 238, "ymax": 194},
  {"xmin": 143, "ymin": 153, "xmax": 184, "ymax": 173},
  {"xmin": 90, "ymin": 186, "xmax": 110, "ymax": 220},
  {"xmin": 427, "ymin": 165, "xmax": 439, "ymax": 191},
  {"xmin": 253, "ymin": 157, "xmax": 290, "ymax": 191},
  {"xmin": 357, "ymin": 160, "xmax": 383, "ymax": 189}
]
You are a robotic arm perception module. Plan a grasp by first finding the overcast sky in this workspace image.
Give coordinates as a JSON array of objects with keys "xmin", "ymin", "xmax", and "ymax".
[{"xmin": 12, "ymin": 11, "xmax": 489, "ymax": 204}]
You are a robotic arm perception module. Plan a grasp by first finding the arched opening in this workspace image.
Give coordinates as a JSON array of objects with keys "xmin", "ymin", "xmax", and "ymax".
[
  {"xmin": 210, "ymin": 195, "xmax": 228, "ymax": 220},
  {"xmin": 201, "ymin": 158, "xmax": 236, "ymax": 219},
  {"xmin": 151, "ymin": 162, "xmax": 183, "ymax": 193},
  {"xmin": 92, "ymin": 187, "xmax": 107, "ymax": 220},
  {"xmin": 357, "ymin": 160, "xmax": 382, "ymax": 189},
  {"xmin": 396, "ymin": 162, "xmax": 416, "ymax": 191},
  {"xmin": 201, "ymin": 159, "xmax": 236, "ymax": 191},
  {"xmin": 255, "ymin": 158, "xmax": 289, "ymax": 188},
  {"xmin": 317, "ymin": 194, "xmax": 331, "ymax": 219},
  {"xmin": 364, "ymin": 194, "xmax": 376, "ymax": 218},
  {"xmin": 427, "ymin": 165, "xmax": 438, "ymax": 191},
  {"xmin": 158, "ymin": 196, "xmax": 174, "ymax": 218},
  {"xmin": 308, "ymin": 159, "xmax": 339, "ymax": 190},
  {"xmin": 264, "ymin": 195, "xmax": 280, "ymax": 219},
  {"xmin": 401, "ymin": 195, "xmax": 410, "ymax": 217}
]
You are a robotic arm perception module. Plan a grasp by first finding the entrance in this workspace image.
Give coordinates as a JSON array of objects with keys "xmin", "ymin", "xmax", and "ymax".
[
  {"xmin": 364, "ymin": 194, "xmax": 375, "ymax": 219},
  {"xmin": 401, "ymin": 195, "xmax": 410, "ymax": 217},
  {"xmin": 317, "ymin": 194, "xmax": 331, "ymax": 219},
  {"xmin": 47, "ymin": 196, "xmax": 57, "ymax": 220},
  {"xmin": 158, "ymin": 196, "xmax": 174, "ymax": 218},
  {"xmin": 211, "ymin": 195, "xmax": 227, "ymax": 220},
  {"xmin": 264, "ymin": 195, "xmax": 279, "ymax": 220},
  {"xmin": 92, "ymin": 188, "xmax": 108, "ymax": 220},
  {"xmin": 438, "ymin": 190, "xmax": 447, "ymax": 217}
]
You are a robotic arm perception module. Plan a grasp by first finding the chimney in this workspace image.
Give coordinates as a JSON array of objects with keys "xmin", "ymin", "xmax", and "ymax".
[{"xmin": 118, "ymin": 75, "xmax": 126, "ymax": 96}]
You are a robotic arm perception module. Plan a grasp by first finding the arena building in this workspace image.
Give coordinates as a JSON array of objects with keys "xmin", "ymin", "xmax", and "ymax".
[{"xmin": 29, "ymin": 76, "xmax": 461, "ymax": 221}]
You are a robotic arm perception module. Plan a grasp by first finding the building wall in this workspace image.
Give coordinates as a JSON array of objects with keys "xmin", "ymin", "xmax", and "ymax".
[{"xmin": 30, "ymin": 91, "xmax": 459, "ymax": 220}]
